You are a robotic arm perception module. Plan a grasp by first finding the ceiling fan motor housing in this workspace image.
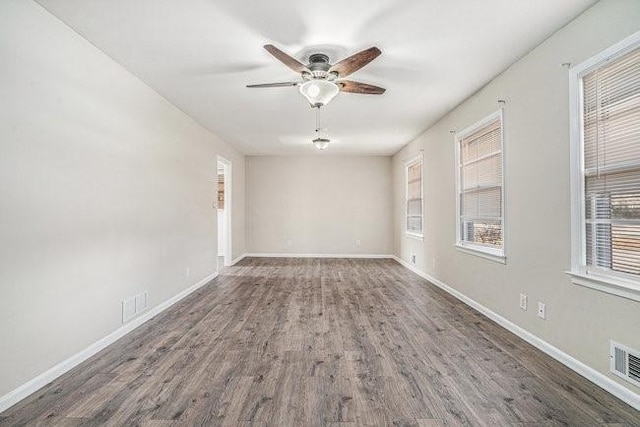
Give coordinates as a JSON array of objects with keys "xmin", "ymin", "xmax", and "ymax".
[
  {"xmin": 305, "ymin": 53, "xmax": 336, "ymax": 80},
  {"xmin": 308, "ymin": 53, "xmax": 330, "ymax": 69}
]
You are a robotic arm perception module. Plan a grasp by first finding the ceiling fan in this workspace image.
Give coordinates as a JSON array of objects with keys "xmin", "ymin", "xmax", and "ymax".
[{"xmin": 247, "ymin": 44, "xmax": 386, "ymax": 108}]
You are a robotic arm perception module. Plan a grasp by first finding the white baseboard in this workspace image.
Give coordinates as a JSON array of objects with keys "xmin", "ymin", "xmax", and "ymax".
[
  {"xmin": 230, "ymin": 253, "xmax": 246, "ymax": 266},
  {"xmin": 0, "ymin": 271, "xmax": 218, "ymax": 414},
  {"xmin": 244, "ymin": 253, "xmax": 395, "ymax": 259},
  {"xmin": 392, "ymin": 256, "xmax": 640, "ymax": 411}
]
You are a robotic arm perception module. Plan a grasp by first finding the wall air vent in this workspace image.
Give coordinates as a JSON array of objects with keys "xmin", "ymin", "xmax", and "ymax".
[{"xmin": 610, "ymin": 341, "xmax": 640, "ymax": 387}]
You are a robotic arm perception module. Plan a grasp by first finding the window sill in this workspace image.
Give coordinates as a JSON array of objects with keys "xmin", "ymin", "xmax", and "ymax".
[
  {"xmin": 567, "ymin": 270, "xmax": 640, "ymax": 303},
  {"xmin": 455, "ymin": 244, "xmax": 506, "ymax": 264},
  {"xmin": 405, "ymin": 232, "xmax": 424, "ymax": 241}
]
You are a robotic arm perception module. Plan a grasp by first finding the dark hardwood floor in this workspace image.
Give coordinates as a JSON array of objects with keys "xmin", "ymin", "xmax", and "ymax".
[{"xmin": 1, "ymin": 257, "xmax": 639, "ymax": 426}]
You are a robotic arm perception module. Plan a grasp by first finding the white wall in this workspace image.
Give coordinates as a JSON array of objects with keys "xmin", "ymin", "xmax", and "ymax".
[
  {"xmin": 217, "ymin": 209, "xmax": 225, "ymax": 256},
  {"xmin": 247, "ymin": 156, "xmax": 393, "ymax": 255},
  {"xmin": 393, "ymin": 0, "xmax": 640, "ymax": 397},
  {"xmin": 0, "ymin": 0, "xmax": 245, "ymax": 398}
]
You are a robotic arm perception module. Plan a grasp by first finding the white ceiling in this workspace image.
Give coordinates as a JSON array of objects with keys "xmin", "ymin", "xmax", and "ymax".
[{"xmin": 35, "ymin": 0, "xmax": 597, "ymax": 155}]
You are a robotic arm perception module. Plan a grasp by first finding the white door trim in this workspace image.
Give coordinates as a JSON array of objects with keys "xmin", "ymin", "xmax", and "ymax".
[{"xmin": 217, "ymin": 156, "xmax": 232, "ymax": 267}]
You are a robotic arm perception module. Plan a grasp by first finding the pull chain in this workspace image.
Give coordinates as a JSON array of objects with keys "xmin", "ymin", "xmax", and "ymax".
[{"xmin": 312, "ymin": 106, "xmax": 329, "ymax": 150}]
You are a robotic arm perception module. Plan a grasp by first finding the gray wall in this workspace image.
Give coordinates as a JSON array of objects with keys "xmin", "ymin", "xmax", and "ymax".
[
  {"xmin": 0, "ymin": 1, "xmax": 245, "ymax": 397},
  {"xmin": 247, "ymin": 156, "xmax": 393, "ymax": 255},
  {"xmin": 392, "ymin": 0, "xmax": 640, "ymax": 395}
]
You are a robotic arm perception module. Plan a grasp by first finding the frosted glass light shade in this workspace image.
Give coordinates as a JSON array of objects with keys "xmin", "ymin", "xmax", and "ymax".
[
  {"xmin": 312, "ymin": 138, "xmax": 330, "ymax": 150},
  {"xmin": 299, "ymin": 80, "xmax": 339, "ymax": 107}
]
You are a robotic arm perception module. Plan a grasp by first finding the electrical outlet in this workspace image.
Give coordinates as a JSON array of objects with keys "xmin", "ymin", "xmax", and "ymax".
[
  {"xmin": 135, "ymin": 291, "xmax": 148, "ymax": 312},
  {"xmin": 432, "ymin": 258, "xmax": 437, "ymax": 268},
  {"xmin": 122, "ymin": 297, "xmax": 136, "ymax": 323},
  {"xmin": 355, "ymin": 239, "xmax": 361, "ymax": 246},
  {"xmin": 123, "ymin": 291, "xmax": 149, "ymax": 323},
  {"xmin": 185, "ymin": 266, "xmax": 190, "ymax": 278},
  {"xmin": 411, "ymin": 254, "xmax": 416, "ymax": 264},
  {"xmin": 537, "ymin": 302, "xmax": 546, "ymax": 319},
  {"xmin": 519, "ymin": 293, "xmax": 528, "ymax": 311},
  {"xmin": 286, "ymin": 240, "xmax": 292, "ymax": 247}
]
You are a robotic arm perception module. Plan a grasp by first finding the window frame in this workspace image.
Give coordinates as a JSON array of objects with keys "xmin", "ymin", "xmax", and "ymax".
[
  {"xmin": 405, "ymin": 154, "xmax": 424, "ymax": 239},
  {"xmin": 454, "ymin": 109, "xmax": 506, "ymax": 263},
  {"xmin": 568, "ymin": 31, "xmax": 640, "ymax": 302}
]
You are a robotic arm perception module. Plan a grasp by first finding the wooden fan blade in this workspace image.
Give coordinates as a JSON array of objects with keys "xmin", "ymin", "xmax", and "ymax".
[
  {"xmin": 264, "ymin": 44, "xmax": 309, "ymax": 73},
  {"xmin": 337, "ymin": 80, "xmax": 386, "ymax": 95},
  {"xmin": 246, "ymin": 82, "xmax": 299, "ymax": 88},
  {"xmin": 329, "ymin": 47, "xmax": 381, "ymax": 77}
]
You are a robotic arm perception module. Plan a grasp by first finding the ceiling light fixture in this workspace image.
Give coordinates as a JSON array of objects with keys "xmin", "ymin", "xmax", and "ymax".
[
  {"xmin": 299, "ymin": 80, "xmax": 340, "ymax": 108},
  {"xmin": 313, "ymin": 136, "xmax": 330, "ymax": 150}
]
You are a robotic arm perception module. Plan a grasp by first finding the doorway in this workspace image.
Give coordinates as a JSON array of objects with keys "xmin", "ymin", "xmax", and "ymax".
[{"xmin": 217, "ymin": 156, "xmax": 232, "ymax": 269}]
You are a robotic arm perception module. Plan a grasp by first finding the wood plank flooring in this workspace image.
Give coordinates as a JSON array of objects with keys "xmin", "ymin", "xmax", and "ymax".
[{"xmin": 1, "ymin": 258, "xmax": 639, "ymax": 426}]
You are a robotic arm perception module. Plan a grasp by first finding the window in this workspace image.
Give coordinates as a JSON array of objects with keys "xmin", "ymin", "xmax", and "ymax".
[
  {"xmin": 405, "ymin": 155, "xmax": 423, "ymax": 238},
  {"xmin": 569, "ymin": 32, "xmax": 640, "ymax": 301},
  {"xmin": 455, "ymin": 110, "xmax": 505, "ymax": 262}
]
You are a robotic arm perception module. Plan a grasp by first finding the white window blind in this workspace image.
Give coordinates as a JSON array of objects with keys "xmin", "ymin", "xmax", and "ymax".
[
  {"xmin": 406, "ymin": 157, "xmax": 423, "ymax": 236},
  {"xmin": 456, "ymin": 112, "xmax": 504, "ymax": 256},
  {"xmin": 582, "ymin": 45, "xmax": 640, "ymax": 278}
]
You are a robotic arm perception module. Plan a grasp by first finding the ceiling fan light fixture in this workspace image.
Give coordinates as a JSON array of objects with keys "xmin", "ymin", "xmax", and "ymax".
[
  {"xmin": 312, "ymin": 137, "xmax": 330, "ymax": 150},
  {"xmin": 299, "ymin": 80, "xmax": 339, "ymax": 107}
]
